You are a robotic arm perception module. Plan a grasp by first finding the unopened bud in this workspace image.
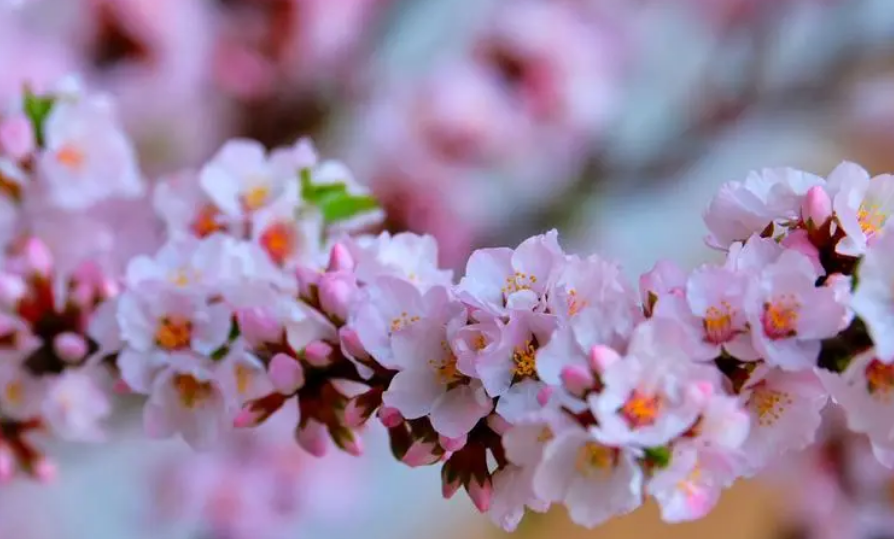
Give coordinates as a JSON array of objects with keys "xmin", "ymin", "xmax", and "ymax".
[
  {"xmin": 33, "ymin": 458, "xmax": 56, "ymax": 483},
  {"xmin": 378, "ymin": 406, "xmax": 404, "ymax": 428},
  {"xmin": 339, "ymin": 327, "xmax": 369, "ymax": 361},
  {"xmin": 402, "ymin": 441, "xmax": 439, "ymax": 467},
  {"xmin": 589, "ymin": 345, "xmax": 621, "ymax": 373},
  {"xmin": 561, "ymin": 365, "xmax": 594, "ymax": 397},
  {"xmin": 438, "ymin": 434, "xmax": 467, "ymax": 453},
  {"xmin": 296, "ymin": 420, "xmax": 328, "ymax": 457},
  {"xmin": 53, "ymin": 332, "xmax": 88, "ymax": 363},
  {"xmin": 237, "ymin": 307, "xmax": 281, "ymax": 345},
  {"xmin": 467, "ymin": 476, "xmax": 493, "ymax": 513},
  {"xmin": 268, "ymin": 353, "xmax": 304, "ymax": 395},
  {"xmin": 536, "ymin": 385, "xmax": 553, "ymax": 406},
  {"xmin": 327, "ymin": 243, "xmax": 355, "ymax": 272},
  {"xmin": 23, "ymin": 238, "xmax": 53, "ymax": 277},
  {"xmin": 801, "ymin": 185, "xmax": 832, "ymax": 227},
  {"xmin": 318, "ymin": 272, "xmax": 356, "ymax": 321},
  {"xmin": 0, "ymin": 114, "xmax": 35, "ymax": 160},
  {"xmin": 304, "ymin": 340, "xmax": 333, "ymax": 367}
]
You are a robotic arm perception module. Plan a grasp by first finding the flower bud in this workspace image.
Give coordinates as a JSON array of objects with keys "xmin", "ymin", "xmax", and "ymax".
[
  {"xmin": 23, "ymin": 238, "xmax": 53, "ymax": 277},
  {"xmin": 237, "ymin": 307, "xmax": 281, "ymax": 345},
  {"xmin": 33, "ymin": 458, "xmax": 56, "ymax": 483},
  {"xmin": 304, "ymin": 340, "xmax": 333, "ymax": 367},
  {"xmin": 402, "ymin": 440, "xmax": 440, "ymax": 467},
  {"xmin": 0, "ymin": 273, "xmax": 26, "ymax": 308},
  {"xmin": 561, "ymin": 365, "xmax": 594, "ymax": 397},
  {"xmin": 467, "ymin": 476, "xmax": 493, "ymax": 513},
  {"xmin": 343, "ymin": 398, "xmax": 369, "ymax": 428},
  {"xmin": 0, "ymin": 447, "xmax": 13, "ymax": 483},
  {"xmin": 318, "ymin": 272, "xmax": 357, "ymax": 321},
  {"xmin": 296, "ymin": 420, "xmax": 328, "ymax": 457},
  {"xmin": 339, "ymin": 327, "xmax": 370, "ymax": 361},
  {"xmin": 801, "ymin": 185, "xmax": 832, "ymax": 227},
  {"xmin": 378, "ymin": 406, "xmax": 404, "ymax": 428},
  {"xmin": 327, "ymin": 243, "xmax": 355, "ymax": 272},
  {"xmin": 442, "ymin": 474, "xmax": 462, "ymax": 499},
  {"xmin": 439, "ymin": 434, "xmax": 467, "ymax": 452},
  {"xmin": 53, "ymin": 333, "xmax": 88, "ymax": 363},
  {"xmin": 0, "ymin": 114, "xmax": 35, "ymax": 160},
  {"xmin": 268, "ymin": 353, "xmax": 305, "ymax": 395},
  {"xmin": 342, "ymin": 432, "xmax": 364, "ymax": 457}
]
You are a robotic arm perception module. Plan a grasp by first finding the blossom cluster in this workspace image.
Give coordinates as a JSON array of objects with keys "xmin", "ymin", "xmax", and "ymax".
[{"xmin": 2, "ymin": 78, "xmax": 894, "ymax": 534}]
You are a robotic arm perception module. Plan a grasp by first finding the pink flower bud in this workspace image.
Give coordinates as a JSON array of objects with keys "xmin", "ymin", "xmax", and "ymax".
[
  {"xmin": 233, "ymin": 408, "xmax": 260, "ymax": 428},
  {"xmin": 237, "ymin": 307, "xmax": 281, "ymax": 345},
  {"xmin": 304, "ymin": 340, "xmax": 333, "ymax": 367},
  {"xmin": 402, "ymin": 441, "xmax": 439, "ymax": 467},
  {"xmin": 296, "ymin": 420, "xmax": 328, "ymax": 457},
  {"xmin": 561, "ymin": 365, "xmax": 594, "ymax": 397},
  {"xmin": 23, "ymin": 238, "xmax": 53, "ymax": 277},
  {"xmin": 378, "ymin": 406, "xmax": 404, "ymax": 428},
  {"xmin": 53, "ymin": 332, "xmax": 88, "ymax": 363},
  {"xmin": 113, "ymin": 379, "xmax": 131, "ymax": 394},
  {"xmin": 589, "ymin": 345, "xmax": 621, "ymax": 372},
  {"xmin": 343, "ymin": 432, "xmax": 364, "ymax": 457},
  {"xmin": 536, "ymin": 385, "xmax": 553, "ymax": 406},
  {"xmin": 339, "ymin": 326, "xmax": 370, "ymax": 361},
  {"xmin": 438, "ymin": 434, "xmax": 467, "ymax": 452},
  {"xmin": 442, "ymin": 475, "xmax": 461, "ymax": 499},
  {"xmin": 801, "ymin": 185, "xmax": 832, "ymax": 226},
  {"xmin": 327, "ymin": 243, "xmax": 355, "ymax": 272},
  {"xmin": 486, "ymin": 413, "xmax": 510, "ymax": 435},
  {"xmin": 33, "ymin": 458, "xmax": 56, "ymax": 483},
  {"xmin": 294, "ymin": 266, "xmax": 320, "ymax": 297},
  {"xmin": 268, "ymin": 353, "xmax": 305, "ymax": 394},
  {"xmin": 318, "ymin": 272, "xmax": 357, "ymax": 321},
  {"xmin": 0, "ymin": 114, "xmax": 35, "ymax": 160},
  {"xmin": 467, "ymin": 476, "xmax": 493, "ymax": 513},
  {"xmin": 0, "ymin": 448, "xmax": 13, "ymax": 483},
  {"xmin": 343, "ymin": 398, "xmax": 367, "ymax": 428},
  {"xmin": 0, "ymin": 274, "xmax": 26, "ymax": 307}
]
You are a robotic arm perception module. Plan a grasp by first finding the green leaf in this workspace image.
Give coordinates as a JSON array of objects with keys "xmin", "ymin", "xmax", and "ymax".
[
  {"xmin": 23, "ymin": 89, "xmax": 55, "ymax": 147},
  {"xmin": 643, "ymin": 446, "xmax": 672, "ymax": 469},
  {"xmin": 299, "ymin": 168, "xmax": 380, "ymax": 224}
]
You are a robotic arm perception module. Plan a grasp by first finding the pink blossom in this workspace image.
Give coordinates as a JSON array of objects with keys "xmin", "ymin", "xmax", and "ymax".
[
  {"xmin": 346, "ymin": 231, "xmax": 453, "ymax": 290},
  {"xmin": 38, "ymin": 94, "xmax": 143, "ymax": 209},
  {"xmin": 590, "ymin": 319, "xmax": 720, "ymax": 447},
  {"xmin": 738, "ymin": 366, "xmax": 827, "ymax": 475},
  {"xmin": 825, "ymin": 161, "xmax": 894, "ymax": 256},
  {"xmin": 852, "ymin": 226, "xmax": 894, "ymax": 361},
  {"xmin": 646, "ymin": 444, "xmax": 740, "ymax": 522},
  {"xmin": 533, "ymin": 429, "xmax": 642, "ymax": 528},
  {"xmin": 41, "ymin": 369, "xmax": 110, "ymax": 442},
  {"xmin": 745, "ymin": 250, "xmax": 846, "ymax": 370}
]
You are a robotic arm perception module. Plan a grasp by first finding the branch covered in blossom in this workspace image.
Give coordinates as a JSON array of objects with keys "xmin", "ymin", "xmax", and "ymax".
[{"xmin": 1, "ymin": 81, "xmax": 893, "ymax": 532}]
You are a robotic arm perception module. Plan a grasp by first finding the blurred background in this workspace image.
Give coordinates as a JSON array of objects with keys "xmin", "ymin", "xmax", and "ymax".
[{"xmin": 4, "ymin": 0, "xmax": 894, "ymax": 537}]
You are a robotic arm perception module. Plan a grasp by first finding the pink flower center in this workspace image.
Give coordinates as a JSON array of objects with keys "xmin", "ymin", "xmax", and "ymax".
[
  {"xmin": 703, "ymin": 302, "xmax": 736, "ymax": 344},
  {"xmin": 190, "ymin": 204, "xmax": 225, "ymax": 238},
  {"xmin": 389, "ymin": 311, "xmax": 420, "ymax": 333},
  {"xmin": 55, "ymin": 144, "xmax": 86, "ymax": 170},
  {"xmin": 430, "ymin": 341, "xmax": 461, "ymax": 385},
  {"xmin": 241, "ymin": 184, "xmax": 271, "ymax": 212},
  {"xmin": 566, "ymin": 288, "xmax": 588, "ymax": 317},
  {"xmin": 512, "ymin": 340, "xmax": 537, "ymax": 378},
  {"xmin": 501, "ymin": 271, "xmax": 537, "ymax": 296},
  {"xmin": 761, "ymin": 295, "xmax": 799, "ymax": 340},
  {"xmin": 575, "ymin": 442, "xmax": 616, "ymax": 477},
  {"xmin": 155, "ymin": 316, "xmax": 192, "ymax": 350},
  {"xmin": 173, "ymin": 374, "xmax": 214, "ymax": 409},
  {"xmin": 621, "ymin": 390, "xmax": 662, "ymax": 428},
  {"xmin": 259, "ymin": 221, "xmax": 296, "ymax": 266},
  {"xmin": 865, "ymin": 359, "xmax": 894, "ymax": 400},
  {"xmin": 857, "ymin": 201, "xmax": 888, "ymax": 237},
  {"xmin": 748, "ymin": 382, "xmax": 793, "ymax": 427}
]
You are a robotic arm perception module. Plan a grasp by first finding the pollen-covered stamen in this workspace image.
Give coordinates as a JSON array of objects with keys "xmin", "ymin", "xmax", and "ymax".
[
  {"xmin": 190, "ymin": 204, "xmax": 225, "ymax": 238},
  {"xmin": 259, "ymin": 221, "xmax": 296, "ymax": 266},
  {"xmin": 575, "ymin": 441, "xmax": 616, "ymax": 477},
  {"xmin": 241, "ymin": 184, "xmax": 271, "ymax": 211},
  {"xmin": 857, "ymin": 201, "xmax": 889, "ymax": 237},
  {"xmin": 155, "ymin": 315, "xmax": 192, "ymax": 350},
  {"xmin": 512, "ymin": 340, "xmax": 537, "ymax": 378},
  {"xmin": 173, "ymin": 374, "xmax": 214, "ymax": 409},
  {"xmin": 55, "ymin": 144, "xmax": 86, "ymax": 170},
  {"xmin": 429, "ymin": 341, "xmax": 462, "ymax": 384},
  {"xmin": 389, "ymin": 312, "xmax": 420, "ymax": 333},
  {"xmin": 501, "ymin": 271, "xmax": 538, "ymax": 296},
  {"xmin": 748, "ymin": 382, "xmax": 793, "ymax": 427},
  {"xmin": 703, "ymin": 301, "xmax": 736, "ymax": 344},
  {"xmin": 567, "ymin": 288, "xmax": 588, "ymax": 317},
  {"xmin": 472, "ymin": 334, "xmax": 488, "ymax": 351},
  {"xmin": 235, "ymin": 363, "xmax": 253, "ymax": 396},
  {"xmin": 676, "ymin": 463, "xmax": 703, "ymax": 497},
  {"xmin": 620, "ymin": 390, "xmax": 662, "ymax": 429},
  {"xmin": 865, "ymin": 359, "xmax": 894, "ymax": 401},
  {"xmin": 536, "ymin": 426, "xmax": 554, "ymax": 443},
  {"xmin": 761, "ymin": 294, "xmax": 799, "ymax": 340},
  {"xmin": 4, "ymin": 380, "xmax": 23, "ymax": 406}
]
